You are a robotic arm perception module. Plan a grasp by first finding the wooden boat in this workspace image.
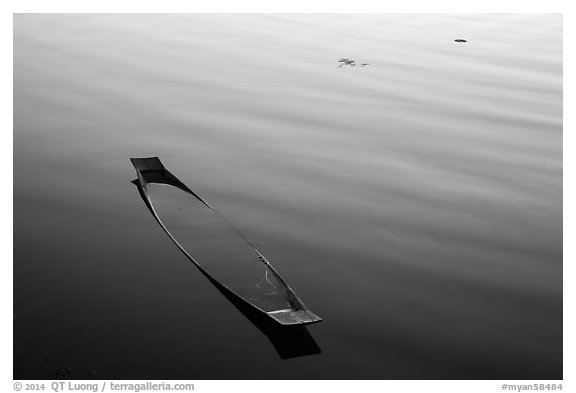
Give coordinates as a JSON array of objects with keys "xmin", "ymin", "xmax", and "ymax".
[{"xmin": 131, "ymin": 157, "xmax": 322, "ymax": 326}]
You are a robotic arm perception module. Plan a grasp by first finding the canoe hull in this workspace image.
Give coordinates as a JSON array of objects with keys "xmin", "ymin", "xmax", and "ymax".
[{"xmin": 131, "ymin": 157, "xmax": 322, "ymax": 326}]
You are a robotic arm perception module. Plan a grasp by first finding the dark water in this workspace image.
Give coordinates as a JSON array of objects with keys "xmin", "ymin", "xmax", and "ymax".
[{"xmin": 14, "ymin": 14, "xmax": 562, "ymax": 379}]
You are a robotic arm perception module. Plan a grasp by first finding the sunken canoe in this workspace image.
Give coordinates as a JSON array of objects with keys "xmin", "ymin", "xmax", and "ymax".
[{"xmin": 131, "ymin": 157, "xmax": 322, "ymax": 326}]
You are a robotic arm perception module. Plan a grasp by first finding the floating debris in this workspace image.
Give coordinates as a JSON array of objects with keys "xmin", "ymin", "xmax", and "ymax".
[
  {"xmin": 338, "ymin": 58, "xmax": 369, "ymax": 68},
  {"xmin": 338, "ymin": 58, "xmax": 355, "ymax": 67},
  {"xmin": 52, "ymin": 367, "xmax": 72, "ymax": 379},
  {"xmin": 454, "ymin": 39, "xmax": 467, "ymax": 43}
]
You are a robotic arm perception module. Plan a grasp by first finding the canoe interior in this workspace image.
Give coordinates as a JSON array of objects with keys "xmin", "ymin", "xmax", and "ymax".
[{"xmin": 131, "ymin": 157, "xmax": 322, "ymax": 326}]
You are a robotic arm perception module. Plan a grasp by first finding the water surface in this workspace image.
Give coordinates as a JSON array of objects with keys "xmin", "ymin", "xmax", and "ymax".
[{"xmin": 14, "ymin": 14, "xmax": 562, "ymax": 379}]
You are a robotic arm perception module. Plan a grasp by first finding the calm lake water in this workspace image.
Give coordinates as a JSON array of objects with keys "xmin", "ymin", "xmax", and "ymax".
[{"xmin": 13, "ymin": 14, "xmax": 562, "ymax": 379}]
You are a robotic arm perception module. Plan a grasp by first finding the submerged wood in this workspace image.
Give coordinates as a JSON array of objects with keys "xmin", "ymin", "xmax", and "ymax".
[{"xmin": 131, "ymin": 157, "xmax": 322, "ymax": 326}]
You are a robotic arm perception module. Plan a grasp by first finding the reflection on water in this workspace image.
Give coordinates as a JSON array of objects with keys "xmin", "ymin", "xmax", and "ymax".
[
  {"xmin": 201, "ymin": 262, "xmax": 322, "ymax": 360},
  {"xmin": 14, "ymin": 14, "xmax": 561, "ymax": 379}
]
